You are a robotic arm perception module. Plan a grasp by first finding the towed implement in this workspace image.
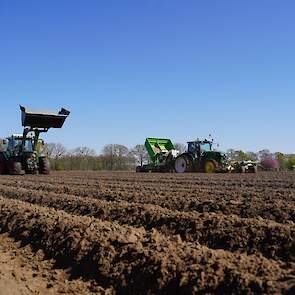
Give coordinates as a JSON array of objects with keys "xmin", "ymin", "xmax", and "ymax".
[
  {"xmin": 136, "ymin": 138, "xmax": 179, "ymax": 172},
  {"xmin": 0, "ymin": 106, "xmax": 70, "ymax": 175},
  {"xmin": 230, "ymin": 160, "xmax": 258, "ymax": 173}
]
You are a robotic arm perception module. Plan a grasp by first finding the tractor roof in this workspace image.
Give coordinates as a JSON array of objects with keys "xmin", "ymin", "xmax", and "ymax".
[
  {"xmin": 8, "ymin": 134, "xmax": 34, "ymax": 139},
  {"xmin": 187, "ymin": 139, "xmax": 213, "ymax": 144}
]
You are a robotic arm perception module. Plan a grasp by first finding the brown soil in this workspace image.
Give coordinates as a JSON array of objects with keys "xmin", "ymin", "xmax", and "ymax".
[
  {"xmin": 0, "ymin": 171, "xmax": 294, "ymax": 294},
  {"xmin": 0, "ymin": 233, "xmax": 106, "ymax": 295}
]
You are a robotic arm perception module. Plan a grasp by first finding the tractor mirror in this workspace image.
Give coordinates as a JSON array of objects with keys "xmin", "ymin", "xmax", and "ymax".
[{"xmin": 2, "ymin": 139, "xmax": 7, "ymax": 145}]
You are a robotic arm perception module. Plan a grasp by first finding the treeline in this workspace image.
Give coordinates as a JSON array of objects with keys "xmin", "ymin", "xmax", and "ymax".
[
  {"xmin": 1, "ymin": 139, "xmax": 294, "ymax": 171},
  {"xmin": 43, "ymin": 143, "xmax": 295, "ymax": 171},
  {"xmin": 43, "ymin": 143, "xmax": 148, "ymax": 171}
]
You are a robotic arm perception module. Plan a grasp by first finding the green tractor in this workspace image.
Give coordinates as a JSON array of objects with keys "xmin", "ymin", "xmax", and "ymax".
[
  {"xmin": 0, "ymin": 106, "xmax": 70, "ymax": 175},
  {"xmin": 174, "ymin": 139, "xmax": 228, "ymax": 173},
  {"xmin": 136, "ymin": 138, "xmax": 179, "ymax": 172}
]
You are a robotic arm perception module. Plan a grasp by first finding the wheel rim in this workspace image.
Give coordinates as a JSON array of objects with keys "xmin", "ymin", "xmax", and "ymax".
[
  {"xmin": 205, "ymin": 161, "xmax": 215, "ymax": 173},
  {"xmin": 175, "ymin": 157, "xmax": 187, "ymax": 173}
]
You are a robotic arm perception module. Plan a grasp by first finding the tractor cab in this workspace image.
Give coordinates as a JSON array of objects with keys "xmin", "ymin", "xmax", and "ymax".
[
  {"xmin": 5, "ymin": 134, "xmax": 34, "ymax": 154},
  {"xmin": 187, "ymin": 139, "xmax": 213, "ymax": 157}
]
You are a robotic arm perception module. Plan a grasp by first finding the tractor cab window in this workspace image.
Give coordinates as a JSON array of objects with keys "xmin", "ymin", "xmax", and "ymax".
[
  {"xmin": 7, "ymin": 138, "xmax": 33, "ymax": 152},
  {"xmin": 7, "ymin": 139, "xmax": 21, "ymax": 151},
  {"xmin": 200, "ymin": 143, "xmax": 212, "ymax": 152},
  {"xmin": 24, "ymin": 140, "xmax": 33, "ymax": 152},
  {"xmin": 188, "ymin": 142, "xmax": 198, "ymax": 154}
]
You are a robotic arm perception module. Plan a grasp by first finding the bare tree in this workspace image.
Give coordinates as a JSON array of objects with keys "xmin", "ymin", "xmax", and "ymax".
[
  {"xmin": 102, "ymin": 144, "xmax": 130, "ymax": 170},
  {"xmin": 174, "ymin": 143, "xmax": 186, "ymax": 154},
  {"xmin": 226, "ymin": 149, "xmax": 237, "ymax": 161},
  {"xmin": 131, "ymin": 144, "xmax": 148, "ymax": 166},
  {"xmin": 258, "ymin": 149, "xmax": 271, "ymax": 162},
  {"xmin": 246, "ymin": 152, "xmax": 258, "ymax": 161},
  {"xmin": 44, "ymin": 143, "xmax": 67, "ymax": 159},
  {"xmin": 42, "ymin": 143, "xmax": 66, "ymax": 170},
  {"xmin": 72, "ymin": 147, "xmax": 96, "ymax": 157},
  {"xmin": 54, "ymin": 143, "xmax": 67, "ymax": 158},
  {"xmin": 0, "ymin": 138, "xmax": 5, "ymax": 152},
  {"xmin": 226, "ymin": 149, "xmax": 253, "ymax": 161},
  {"xmin": 102, "ymin": 144, "xmax": 129, "ymax": 157}
]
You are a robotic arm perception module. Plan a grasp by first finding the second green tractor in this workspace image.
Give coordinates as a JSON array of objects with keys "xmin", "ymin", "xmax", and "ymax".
[
  {"xmin": 174, "ymin": 139, "xmax": 228, "ymax": 173},
  {"xmin": 136, "ymin": 137, "xmax": 229, "ymax": 173}
]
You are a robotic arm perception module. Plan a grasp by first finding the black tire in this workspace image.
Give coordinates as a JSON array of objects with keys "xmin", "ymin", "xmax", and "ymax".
[
  {"xmin": 39, "ymin": 157, "xmax": 50, "ymax": 174},
  {"xmin": 0, "ymin": 159, "xmax": 4, "ymax": 175},
  {"xmin": 26, "ymin": 155, "xmax": 39, "ymax": 174},
  {"xmin": 8, "ymin": 159, "xmax": 24, "ymax": 175},
  {"xmin": 250, "ymin": 165, "xmax": 258, "ymax": 173},
  {"xmin": 175, "ymin": 155, "xmax": 193, "ymax": 173},
  {"xmin": 203, "ymin": 160, "xmax": 218, "ymax": 173},
  {"xmin": 136, "ymin": 166, "xmax": 142, "ymax": 173},
  {"xmin": 240, "ymin": 166, "xmax": 246, "ymax": 173}
]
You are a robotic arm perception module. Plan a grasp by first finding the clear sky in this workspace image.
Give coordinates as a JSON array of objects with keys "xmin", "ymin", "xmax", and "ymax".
[{"xmin": 0, "ymin": 0, "xmax": 294, "ymax": 153}]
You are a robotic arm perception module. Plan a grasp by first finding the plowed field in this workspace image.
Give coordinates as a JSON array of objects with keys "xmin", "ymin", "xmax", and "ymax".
[{"xmin": 0, "ymin": 171, "xmax": 294, "ymax": 294}]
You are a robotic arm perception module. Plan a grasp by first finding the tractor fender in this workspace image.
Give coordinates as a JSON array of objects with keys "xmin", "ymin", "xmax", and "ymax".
[
  {"xmin": 179, "ymin": 153, "xmax": 194, "ymax": 161},
  {"xmin": 201, "ymin": 158, "xmax": 218, "ymax": 166},
  {"xmin": 177, "ymin": 153, "xmax": 194, "ymax": 165}
]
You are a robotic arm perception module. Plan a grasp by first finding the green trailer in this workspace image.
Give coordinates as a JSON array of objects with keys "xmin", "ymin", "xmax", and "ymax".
[{"xmin": 136, "ymin": 138, "xmax": 179, "ymax": 172}]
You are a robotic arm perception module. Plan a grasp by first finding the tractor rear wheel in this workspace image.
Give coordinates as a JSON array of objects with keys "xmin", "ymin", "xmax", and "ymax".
[
  {"xmin": 8, "ymin": 159, "xmax": 24, "ymax": 175},
  {"xmin": 240, "ymin": 166, "xmax": 246, "ymax": 173},
  {"xmin": 0, "ymin": 160, "xmax": 4, "ymax": 175},
  {"xmin": 39, "ymin": 157, "xmax": 50, "ymax": 174},
  {"xmin": 204, "ymin": 160, "xmax": 217, "ymax": 173},
  {"xmin": 249, "ymin": 165, "xmax": 257, "ymax": 173},
  {"xmin": 136, "ymin": 166, "xmax": 143, "ymax": 173},
  {"xmin": 175, "ymin": 155, "xmax": 193, "ymax": 173}
]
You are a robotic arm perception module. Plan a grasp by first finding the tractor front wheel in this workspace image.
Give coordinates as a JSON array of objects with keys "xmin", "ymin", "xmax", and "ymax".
[
  {"xmin": 136, "ymin": 166, "xmax": 144, "ymax": 173},
  {"xmin": 175, "ymin": 155, "xmax": 193, "ymax": 173},
  {"xmin": 248, "ymin": 165, "xmax": 258, "ymax": 173},
  {"xmin": 8, "ymin": 159, "xmax": 24, "ymax": 175},
  {"xmin": 39, "ymin": 157, "xmax": 50, "ymax": 174}
]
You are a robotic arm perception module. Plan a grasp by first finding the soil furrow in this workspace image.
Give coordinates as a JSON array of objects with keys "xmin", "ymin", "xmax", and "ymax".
[
  {"xmin": 0, "ymin": 197, "xmax": 294, "ymax": 294},
  {"xmin": 0, "ymin": 185, "xmax": 294, "ymax": 262},
  {"xmin": 1, "ymin": 178, "xmax": 294, "ymax": 224}
]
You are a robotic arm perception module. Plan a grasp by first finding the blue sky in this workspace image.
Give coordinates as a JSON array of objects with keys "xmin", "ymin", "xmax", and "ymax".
[{"xmin": 0, "ymin": 0, "xmax": 294, "ymax": 153}]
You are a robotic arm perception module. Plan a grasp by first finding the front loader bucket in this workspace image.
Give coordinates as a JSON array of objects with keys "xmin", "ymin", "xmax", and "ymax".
[{"xmin": 20, "ymin": 105, "xmax": 70, "ymax": 129}]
